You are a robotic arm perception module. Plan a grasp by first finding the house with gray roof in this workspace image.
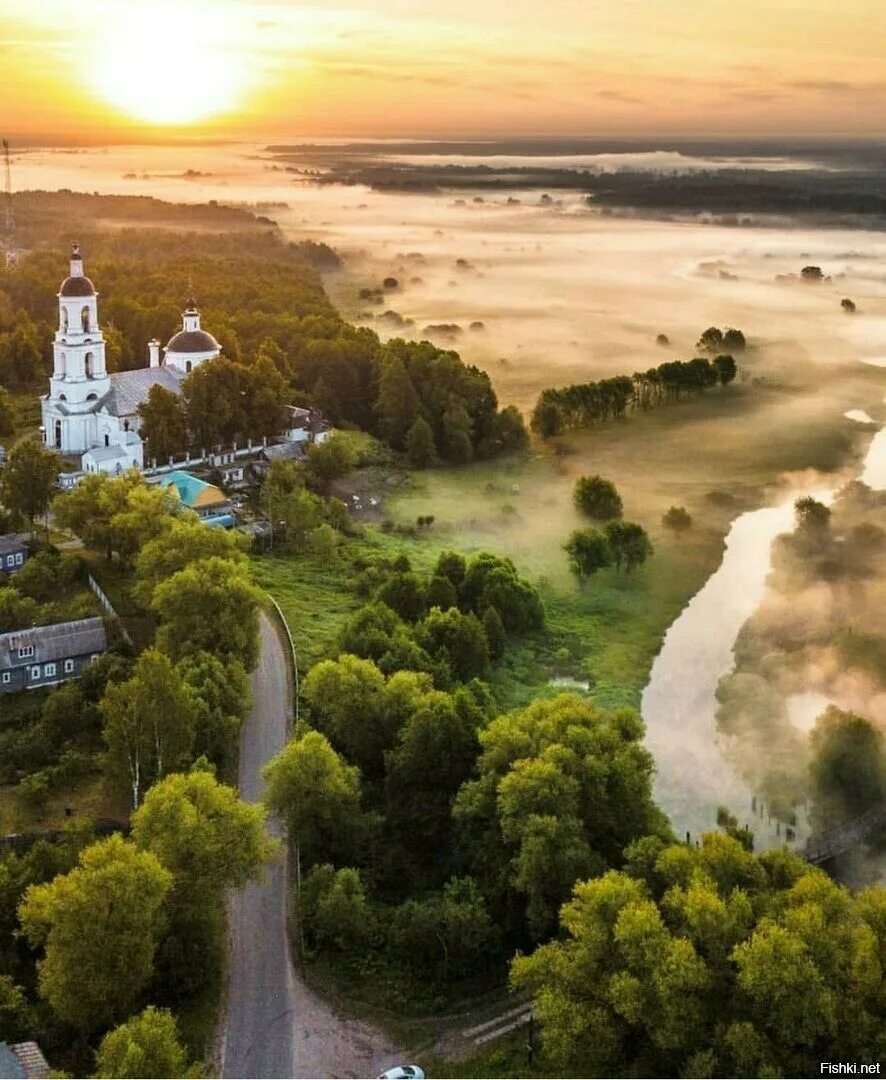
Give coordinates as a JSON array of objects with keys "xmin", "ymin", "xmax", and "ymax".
[
  {"xmin": 0, "ymin": 1042, "xmax": 49, "ymax": 1080},
  {"xmin": 0, "ymin": 535, "xmax": 29, "ymax": 576},
  {"xmin": 0, "ymin": 617, "xmax": 107, "ymax": 694}
]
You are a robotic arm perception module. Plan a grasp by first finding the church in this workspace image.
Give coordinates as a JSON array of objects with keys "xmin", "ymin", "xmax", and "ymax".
[{"xmin": 41, "ymin": 244, "xmax": 221, "ymax": 474}]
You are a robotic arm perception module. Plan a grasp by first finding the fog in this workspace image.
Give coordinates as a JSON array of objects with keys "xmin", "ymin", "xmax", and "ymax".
[{"xmin": 12, "ymin": 142, "xmax": 886, "ymax": 856}]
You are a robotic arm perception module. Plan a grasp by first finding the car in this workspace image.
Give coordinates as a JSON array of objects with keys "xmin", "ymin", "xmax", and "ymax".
[{"xmin": 377, "ymin": 1067, "xmax": 425, "ymax": 1080}]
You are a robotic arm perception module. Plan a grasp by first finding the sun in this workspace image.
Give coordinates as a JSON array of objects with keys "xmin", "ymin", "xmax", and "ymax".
[{"xmin": 91, "ymin": 5, "xmax": 243, "ymax": 126}]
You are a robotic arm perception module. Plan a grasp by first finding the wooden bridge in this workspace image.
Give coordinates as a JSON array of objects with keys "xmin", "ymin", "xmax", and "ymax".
[{"xmin": 802, "ymin": 805, "xmax": 886, "ymax": 865}]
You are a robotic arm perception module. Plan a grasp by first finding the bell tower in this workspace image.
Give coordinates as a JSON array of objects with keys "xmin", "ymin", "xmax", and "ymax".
[{"xmin": 42, "ymin": 243, "xmax": 111, "ymax": 453}]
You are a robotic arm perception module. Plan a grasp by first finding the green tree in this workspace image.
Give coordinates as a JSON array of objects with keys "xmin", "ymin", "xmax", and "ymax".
[
  {"xmin": 809, "ymin": 707, "xmax": 886, "ymax": 826},
  {"xmin": 713, "ymin": 353, "xmax": 738, "ymax": 385},
  {"xmin": 0, "ymin": 386, "xmax": 16, "ymax": 438},
  {"xmin": 178, "ymin": 651, "xmax": 251, "ymax": 768},
  {"xmin": 182, "ymin": 357, "xmax": 245, "ymax": 449},
  {"xmin": 434, "ymin": 550, "xmax": 467, "ymax": 591},
  {"xmin": 1, "ymin": 439, "xmax": 57, "ymax": 532},
  {"xmin": 564, "ymin": 527, "xmax": 612, "ymax": 581},
  {"xmin": 604, "ymin": 520, "xmax": 653, "ymax": 572},
  {"xmin": 0, "ymin": 589, "xmax": 41, "ymax": 632},
  {"xmin": 441, "ymin": 402, "xmax": 474, "ymax": 464},
  {"xmin": 573, "ymin": 475, "xmax": 623, "ymax": 521},
  {"xmin": 151, "ymin": 556, "xmax": 262, "ymax": 668},
  {"xmin": 137, "ymin": 384, "xmax": 189, "ymax": 464},
  {"xmin": 530, "ymin": 396, "xmax": 565, "ymax": 439},
  {"xmin": 95, "ymin": 1006, "xmax": 189, "ymax": 1079},
  {"xmin": 17, "ymin": 835, "xmax": 172, "ymax": 1031},
  {"xmin": 132, "ymin": 770, "xmax": 276, "ymax": 906},
  {"xmin": 133, "ymin": 516, "xmax": 249, "ymax": 606},
  {"xmin": 512, "ymin": 835, "xmax": 885, "ymax": 1077},
  {"xmin": 662, "ymin": 505, "xmax": 693, "ymax": 536},
  {"xmin": 241, "ymin": 353, "xmax": 289, "ymax": 439},
  {"xmin": 454, "ymin": 694, "xmax": 665, "ymax": 939},
  {"xmin": 301, "ymin": 864, "xmax": 375, "ymax": 954},
  {"xmin": 490, "ymin": 405, "xmax": 529, "ymax": 454},
  {"xmin": 425, "ymin": 574, "xmax": 458, "ymax": 611},
  {"xmin": 405, "ymin": 415, "xmax": 437, "ymax": 468},
  {"xmin": 306, "ymin": 434, "xmax": 356, "ymax": 492},
  {"xmin": 101, "ymin": 649, "xmax": 199, "ymax": 809},
  {"xmin": 377, "ymin": 571, "xmax": 427, "ymax": 622},
  {"xmin": 262, "ymin": 730, "xmax": 364, "ymax": 866},
  {"xmin": 376, "ymin": 356, "xmax": 421, "ymax": 449},
  {"xmin": 418, "ymin": 606, "xmax": 489, "ymax": 682},
  {"xmin": 482, "ymin": 605, "xmax": 507, "ymax": 661}
]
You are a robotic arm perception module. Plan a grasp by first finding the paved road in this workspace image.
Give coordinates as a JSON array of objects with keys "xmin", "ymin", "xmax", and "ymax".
[{"xmin": 221, "ymin": 613, "xmax": 398, "ymax": 1079}]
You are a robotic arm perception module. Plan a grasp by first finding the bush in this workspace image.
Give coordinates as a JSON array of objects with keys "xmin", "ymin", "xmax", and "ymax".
[{"xmin": 573, "ymin": 475, "xmax": 623, "ymax": 521}]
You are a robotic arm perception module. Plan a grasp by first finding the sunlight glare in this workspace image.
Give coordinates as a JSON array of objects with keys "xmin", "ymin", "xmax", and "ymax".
[{"xmin": 92, "ymin": 5, "xmax": 243, "ymax": 125}]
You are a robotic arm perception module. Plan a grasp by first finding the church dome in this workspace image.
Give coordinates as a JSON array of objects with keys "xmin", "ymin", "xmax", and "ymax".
[
  {"xmin": 166, "ymin": 328, "xmax": 220, "ymax": 353},
  {"xmin": 60, "ymin": 275, "xmax": 96, "ymax": 297}
]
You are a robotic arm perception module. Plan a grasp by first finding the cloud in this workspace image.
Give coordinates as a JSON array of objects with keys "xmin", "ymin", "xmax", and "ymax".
[{"xmin": 787, "ymin": 78, "xmax": 886, "ymax": 94}]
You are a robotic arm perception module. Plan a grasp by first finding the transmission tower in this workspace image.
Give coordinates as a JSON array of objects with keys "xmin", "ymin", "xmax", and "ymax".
[{"xmin": 2, "ymin": 139, "xmax": 16, "ymax": 270}]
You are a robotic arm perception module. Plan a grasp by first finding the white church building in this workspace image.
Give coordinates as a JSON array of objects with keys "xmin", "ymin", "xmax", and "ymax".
[{"xmin": 41, "ymin": 244, "xmax": 221, "ymax": 474}]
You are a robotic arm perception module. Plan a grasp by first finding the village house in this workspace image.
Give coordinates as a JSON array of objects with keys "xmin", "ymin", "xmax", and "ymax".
[
  {"xmin": 153, "ymin": 470, "xmax": 234, "ymax": 527},
  {"xmin": 0, "ymin": 617, "xmax": 107, "ymax": 695},
  {"xmin": 0, "ymin": 534, "xmax": 29, "ymax": 575}
]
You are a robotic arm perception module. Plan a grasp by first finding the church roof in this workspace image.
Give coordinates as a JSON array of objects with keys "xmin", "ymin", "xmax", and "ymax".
[
  {"xmin": 59, "ymin": 275, "xmax": 96, "ymax": 297},
  {"xmin": 105, "ymin": 366, "xmax": 184, "ymax": 417},
  {"xmin": 166, "ymin": 329, "xmax": 220, "ymax": 354},
  {"xmin": 82, "ymin": 445, "xmax": 132, "ymax": 464}
]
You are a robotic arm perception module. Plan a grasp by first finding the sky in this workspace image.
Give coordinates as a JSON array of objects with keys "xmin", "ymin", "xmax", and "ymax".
[{"xmin": 2, "ymin": 0, "xmax": 886, "ymax": 140}]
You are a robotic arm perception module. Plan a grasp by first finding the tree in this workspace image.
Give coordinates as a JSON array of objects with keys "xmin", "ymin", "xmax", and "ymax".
[
  {"xmin": 181, "ymin": 357, "xmax": 245, "ymax": 449},
  {"xmin": 0, "ymin": 386, "xmax": 15, "ymax": 438},
  {"xmin": 713, "ymin": 353, "xmax": 738, "ymax": 385},
  {"xmin": 306, "ymin": 434, "xmax": 355, "ymax": 492},
  {"xmin": 137, "ymin": 384, "xmax": 188, "ymax": 463},
  {"xmin": 241, "ymin": 353, "xmax": 288, "ymax": 439},
  {"xmin": 377, "ymin": 571, "xmax": 426, "ymax": 622},
  {"xmin": 405, "ymin": 416, "xmax": 437, "ymax": 468},
  {"xmin": 262, "ymin": 730, "xmax": 364, "ymax": 866},
  {"xmin": 809, "ymin": 707, "xmax": 886, "ymax": 826},
  {"xmin": 95, "ymin": 1007, "xmax": 189, "ymax": 1079},
  {"xmin": 178, "ymin": 651, "xmax": 250, "ymax": 768},
  {"xmin": 101, "ymin": 649, "xmax": 199, "ymax": 808},
  {"xmin": 434, "ymin": 550, "xmax": 466, "ymax": 591},
  {"xmin": 1, "ymin": 439, "xmax": 57, "ymax": 532},
  {"xmin": 489, "ymin": 406, "xmax": 529, "ymax": 455},
  {"xmin": 604, "ymin": 520, "xmax": 652, "ymax": 572},
  {"xmin": 795, "ymin": 495, "xmax": 831, "ymax": 533},
  {"xmin": 573, "ymin": 475, "xmax": 623, "ymax": 521},
  {"xmin": 531, "ymin": 396, "xmax": 565, "ymax": 439},
  {"xmin": 801, "ymin": 265, "xmax": 824, "ymax": 281},
  {"xmin": 301, "ymin": 864, "xmax": 375, "ymax": 954},
  {"xmin": 722, "ymin": 328, "xmax": 746, "ymax": 352},
  {"xmin": 697, "ymin": 327, "xmax": 725, "ymax": 352},
  {"xmin": 134, "ymin": 516, "xmax": 249, "ymax": 606},
  {"xmin": 841, "ymin": 298, "xmax": 857, "ymax": 313},
  {"xmin": 132, "ymin": 770, "xmax": 276, "ymax": 906},
  {"xmin": 302, "ymin": 654, "xmax": 389, "ymax": 777},
  {"xmin": 564, "ymin": 527, "xmax": 612, "ymax": 581},
  {"xmin": 417, "ymin": 607, "xmax": 489, "ymax": 682},
  {"xmin": 425, "ymin": 574, "xmax": 458, "ymax": 611},
  {"xmin": 662, "ymin": 505, "xmax": 693, "ymax": 536},
  {"xmin": 0, "ymin": 589, "xmax": 41, "ymax": 632},
  {"xmin": 455, "ymin": 694, "xmax": 665, "ymax": 942},
  {"xmin": 482, "ymin": 605, "xmax": 507, "ymax": 661},
  {"xmin": 441, "ymin": 402, "xmax": 474, "ymax": 464},
  {"xmin": 376, "ymin": 356, "xmax": 420, "ymax": 449},
  {"xmin": 17, "ymin": 835, "xmax": 172, "ymax": 1031},
  {"xmin": 511, "ymin": 835, "xmax": 885, "ymax": 1077},
  {"xmin": 655, "ymin": 333, "xmax": 670, "ymax": 347},
  {"xmin": 151, "ymin": 556, "xmax": 263, "ymax": 668},
  {"xmin": 385, "ymin": 691, "xmax": 479, "ymax": 856}
]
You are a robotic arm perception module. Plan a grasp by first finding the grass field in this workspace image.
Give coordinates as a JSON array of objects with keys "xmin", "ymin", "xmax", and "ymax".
[{"xmin": 252, "ymin": 378, "xmax": 878, "ymax": 713}]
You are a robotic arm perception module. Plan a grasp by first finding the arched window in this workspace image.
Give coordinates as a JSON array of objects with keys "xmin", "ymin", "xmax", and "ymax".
[
  {"xmin": 186, "ymin": 360, "xmax": 193, "ymax": 374},
  {"xmin": 62, "ymin": 308, "xmax": 69, "ymax": 332},
  {"xmin": 54, "ymin": 421, "xmax": 62, "ymax": 449},
  {"xmin": 58, "ymin": 352, "xmax": 66, "ymax": 378},
  {"xmin": 85, "ymin": 352, "xmax": 95, "ymax": 378},
  {"xmin": 81, "ymin": 306, "xmax": 91, "ymax": 332},
  {"xmin": 104, "ymin": 433, "xmax": 110, "ymax": 447},
  {"xmin": 58, "ymin": 394, "xmax": 67, "ymax": 402},
  {"xmin": 123, "ymin": 420, "xmax": 130, "ymax": 432},
  {"xmin": 86, "ymin": 393, "xmax": 98, "ymax": 401}
]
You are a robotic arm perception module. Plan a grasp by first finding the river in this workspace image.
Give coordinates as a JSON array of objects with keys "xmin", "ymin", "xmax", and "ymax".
[{"xmin": 641, "ymin": 408, "xmax": 886, "ymax": 845}]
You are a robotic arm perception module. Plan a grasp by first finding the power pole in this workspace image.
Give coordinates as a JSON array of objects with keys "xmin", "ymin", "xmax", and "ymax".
[{"xmin": 2, "ymin": 139, "xmax": 16, "ymax": 270}]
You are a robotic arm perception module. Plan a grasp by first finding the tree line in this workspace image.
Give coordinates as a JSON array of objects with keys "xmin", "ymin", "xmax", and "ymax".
[{"xmin": 531, "ymin": 350, "xmax": 739, "ymax": 438}]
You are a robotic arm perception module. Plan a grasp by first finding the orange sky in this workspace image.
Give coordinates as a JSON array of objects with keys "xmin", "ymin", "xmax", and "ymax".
[{"xmin": 3, "ymin": 0, "xmax": 886, "ymax": 139}]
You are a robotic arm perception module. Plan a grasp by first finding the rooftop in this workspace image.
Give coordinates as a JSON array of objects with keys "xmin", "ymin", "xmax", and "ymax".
[
  {"xmin": 156, "ymin": 470, "xmax": 228, "ymax": 509},
  {"xmin": 0, "ymin": 534, "xmax": 28, "ymax": 557},
  {"xmin": 166, "ymin": 328, "xmax": 220, "ymax": 354},
  {"xmin": 0, "ymin": 617, "xmax": 107, "ymax": 672},
  {"xmin": 105, "ymin": 366, "xmax": 185, "ymax": 417}
]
